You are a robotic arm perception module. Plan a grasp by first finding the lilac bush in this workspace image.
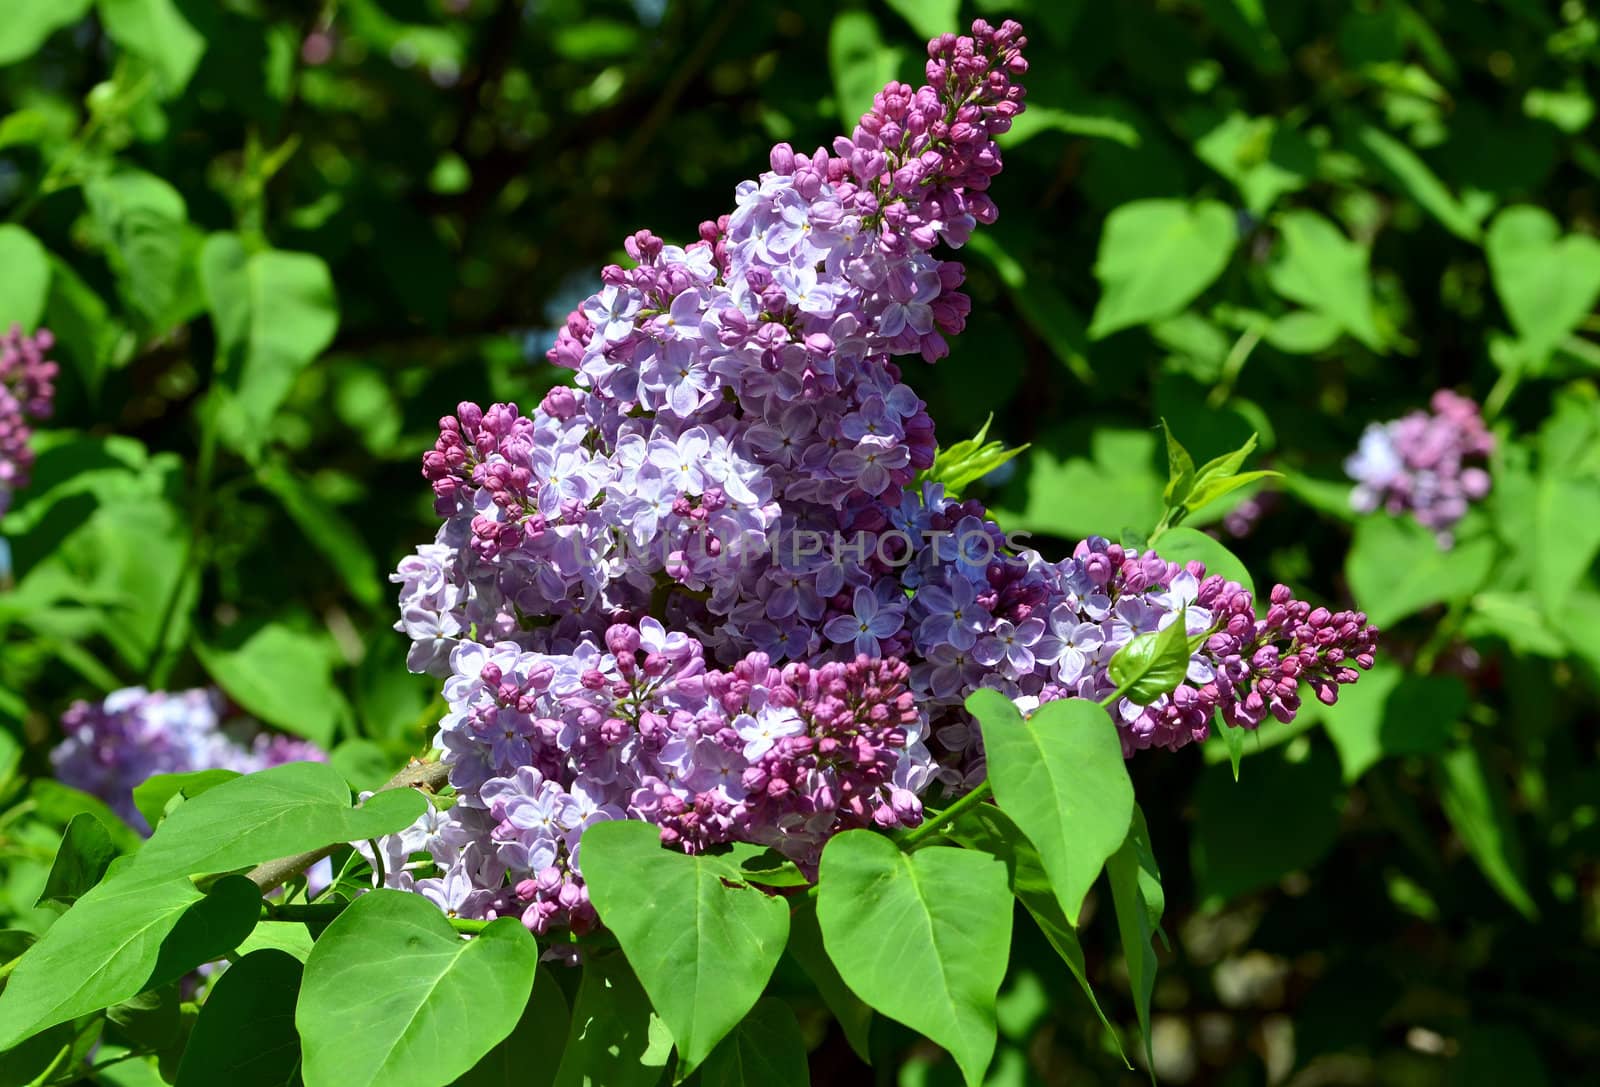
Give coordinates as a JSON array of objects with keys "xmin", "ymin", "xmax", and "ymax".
[{"xmin": 382, "ymin": 18, "xmax": 1379, "ymax": 935}]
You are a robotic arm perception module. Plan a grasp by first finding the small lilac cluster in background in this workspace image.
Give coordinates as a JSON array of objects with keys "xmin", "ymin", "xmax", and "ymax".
[
  {"xmin": 379, "ymin": 18, "xmax": 1379, "ymax": 936},
  {"xmin": 0, "ymin": 324, "xmax": 59, "ymax": 517},
  {"xmin": 1346, "ymin": 389, "xmax": 1494, "ymax": 545},
  {"xmin": 51, "ymin": 687, "xmax": 325, "ymax": 832}
]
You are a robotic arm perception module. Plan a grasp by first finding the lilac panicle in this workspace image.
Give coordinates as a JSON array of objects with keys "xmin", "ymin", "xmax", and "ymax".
[
  {"xmin": 1346, "ymin": 389, "xmax": 1495, "ymax": 544},
  {"xmin": 381, "ymin": 18, "xmax": 1381, "ymax": 937},
  {"xmin": 0, "ymin": 324, "xmax": 59, "ymax": 516}
]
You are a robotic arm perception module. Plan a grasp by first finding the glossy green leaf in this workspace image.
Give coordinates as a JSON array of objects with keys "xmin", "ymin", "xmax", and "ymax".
[
  {"xmin": 1266, "ymin": 210, "xmax": 1382, "ymax": 350},
  {"xmin": 1438, "ymin": 744, "xmax": 1538, "ymax": 920},
  {"xmin": 1105, "ymin": 811, "xmax": 1164, "ymax": 1075},
  {"xmin": 297, "ymin": 891, "xmax": 539, "ymax": 1087},
  {"xmin": 0, "ymin": 226, "xmax": 51, "ymax": 332},
  {"xmin": 967, "ymin": 691, "xmax": 1133, "ymax": 924},
  {"xmin": 194, "ymin": 623, "xmax": 345, "ymax": 747},
  {"xmin": 96, "ymin": 0, "xmax": 206, "ymax": 96},
  {"xmin": 828, "ymin": 12, "xmax": 899, "ymax": 131},
  {"xmin": 1088, "ymin": 199, "xmax": 1237, "ymax": 338},
  {"xmin": 1485, "ymin": 206, "xmax": 1600, "ymax": 369},
  {"xmin": 699, "ymin": 998, "xmax": 809, "ymax": 1087},
  {"xmin": 84, "ymin": 170, "xmax": 202, "ymax": 332},
  {"xmin": 1346, "ymin": 515, "xmax": 1497, "ymax": 627},
  {"xmin": 35, "ymin": 812, "xmax": 119, "ymax": 911},
  {"xmin": 130, "ymin": 769, "xmax": 240, "ymax": 832},
  {"xmin": 175, "ymin": 949, "xmax": 303, "ymax": 1087},
  {"xmin": 817, "ymin": 831, "xmax": 1012, "ymax": 1087},
  {"xmin": 949, "ymin": 803, "xmax": 1130, "ymax": 1067},
  {"xmin": 882, "ymin": 0, "xmax": 958, "ymax": 41},
  {"xmin": 1323, "ymin": 663, "xmax": 1462, "ymax": 783},
  {"xmin": 1150, "ymin": 526, "xmax": 1255, "ymax": 595},
  {"xmin": 579, "ymin": 820, "xmax": 789, "ymax": 1073},
  {"xmin": 0, "ymin": 0, "xmax": 93, "ymax": 65},
  {"xmin": 1161, "ymin": 419, "xmax": 1195, "ymax": 506},
  {"xmin": 201, "ymin": 235, "xmax": 340, "ymax": 460},
  {"xmin": 455, "ymin": 967, "xmax": 569, "ymax": 1087},
  {"xmin": 0, "ymin": 875, "xmax": 260, "ymax": 1048},
  {"xmin": 1106, "ymin": 613, "xmax": 1194, "ymax": 705}
]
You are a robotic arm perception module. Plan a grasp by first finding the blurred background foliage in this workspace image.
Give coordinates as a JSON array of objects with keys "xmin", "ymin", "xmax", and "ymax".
[{"xmin": 1, "ymin": 0, "xmax": 1599, "ymax": 1084}]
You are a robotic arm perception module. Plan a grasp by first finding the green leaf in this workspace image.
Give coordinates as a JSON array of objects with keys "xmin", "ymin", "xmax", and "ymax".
[
  {"xmin": 1217, "ymin": 718, "xmax": 1247, "ymax": 780},
  {"xmin": 1161, "ymin": 420, "xmax": 1195, "ymax": 506},
  {"xmin": 44, "ymin": 255, "xmax": 123, "ymax": 392},
  {"xmin": 1191, "ymin": 742, "xmax": 1342, "ymax": 906},
  {"xmin": 1150, "ymin": 526, "xmax": 1255, "ymax": 596},
  {"xmin": 194, "ymin": 623, "xmax": 346, "ymax": 747},
  {"xmin": 0, "ymin": 0, "xmax": 93, "ymax": 65},
  {"xmin": 1485, "ymin": 206, "xmax": 1600, "ymax": 369},
  {"xmin": 257, "ymin": 464, "xmax": 381, "ymax": 609},
  {"xmin": 175, "ymin": 949, "xmax": 303, "ymax": 1087},
  {"xmin": 579, "ymin": 820, "xmax": 789, "ymax": 1073},
  {"xmin": 95, "ymin": 0, "xmax": 205, "ymax": 96},
  {"xmin": 1189, "ymin": 110, "xmax": 1308, "ymax": 214},
  {"xmin": 1350, "ymin": 121, "xmax": 1484, "ymax": 242},
  {"xmin": 1088, "ymin": 199, "xmax": 1237, "ymax": 338},
  {"xmin": 948, "ymin": 804, "xmax": 1130, "ymax": 1068},
  {"xmin": 920, "ymin": 414, "xmax": 1030, "ymax": 500},
  {"xmin": 828, "ymin": 12, "xmax": 900, "ymax": 132},
  {"xmin": 0, "ymin": 875, "xmax": 260, "ymax": 1048},
  {"xmin": 234, "ymin": 921, "xmax": 315, "ymax": 964},
  {"xmin": 1322, "ymin": 663, "xmax": 1462, "ymax": 783},
  {"xmin": 1105, "ymin": 811, "xmax": 1164, "ymax": 1075},
  {"xmin": 28, "ymin": 779, "xmax": 144, "ymax": 853},
  {"xmin": 699, "ymin": 998, "xmax": 809, "ymax": 1087},
  {"xmin": 552, "ymin": 954, "xmax": 671, "ymax": 1087},
  {"xmin": 201, "ymin": 235, "xmax": 340, "ymax": 461},
  {"xmin": 84, "ymin": 170, "xmax": 202, "ymax": 332},
  {"xmin": 966, "ymin": 692, "xmax": 1133, "ymax": 924},
  {"xmin": 455, "ymin": 967, "xmax": 569, "ymax": 1087},
  {"xmin": 882, "ymin": 0, "xmax": 957, "ymax": 41},
  {"xmin": 131, "ymin": 769, "xmax": 240, "ymax": 833},
  {"xmin": 0, "ymin": 226, "xmax": 51, "ymax": 332},
  {"xmin": 997, "ymin": 428, "xmax": 1164, "ymax": 540},
  {"xmin": 817, "ymin": 831, "xmax": 1012, "ymax": 1087},
  {"xmin": 127, "ymin": 762, "xmax": 424, "ymax": 884},
  {"xmin": 36, "ymin": 813, "xmax": 119, "ymax": 911},
  {"xmin": 1346, "ymin": 515, "xmax": 1497, "ymax": 627},
  {"xmin": 1266, "ymin": 210, "xmax": 1383, "ymax": 350},
  {"xmin": 1263, "ymin": 310, "xmax": 1342, "ymax": 355},
  {"xmin": 784, "ymin": 900, "xmax": 873, "ymax": 1064},
  {"xmin": 1106, "ymin": 613, "xmax": 1194, "ymax": 705},
  {"xmin": 1437, "ymin": 743, "xmax": 1538, "ymax": 920},
  {"xmin": 297, "ymin": 891, "xmax": 539, "ymax": 1087}
]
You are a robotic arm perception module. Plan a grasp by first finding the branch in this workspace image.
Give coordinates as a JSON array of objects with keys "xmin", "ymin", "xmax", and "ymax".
[{"xmin": 247, "ymin": 759, "xmax": 451, "ymax": 893}]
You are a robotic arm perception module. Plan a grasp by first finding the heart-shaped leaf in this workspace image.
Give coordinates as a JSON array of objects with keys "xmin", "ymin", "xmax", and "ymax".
[
  {"xmin": 817, "ymin": 831, "xmax": 1012, "ymax": 1087},
  {"xmin": 1486, "ymin": 206, "xmax": 1600, "ymax": 368},
  {"xmin": 296, "ymin": 891, "xmax": 539, "ymax": 1087},
  {"xmin": 1089, "ymin": 199, "xmax": 1238, "ymax": 338},
  {"xmin": 580, "ymin": 820, "xmax": 789, "ymax": 1074},
  {"xmin": 966, "ymin": 692, "xmax": 1133, "ymax": 924}
]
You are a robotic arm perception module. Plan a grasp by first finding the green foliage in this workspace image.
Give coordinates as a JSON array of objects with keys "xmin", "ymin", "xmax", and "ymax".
[
  {"xmin": 175, "ymin": 949, "xmax": 303, "ymax": 1087},
  {"xmin": 579, "ymin": 821, "xmax": 789, "ymax": 1074},
  {"xmin": 297, "ymin": 891, "xmax": 539, "ymax": 1087},
  {"xmin": 817, "ymin": 831, "xmax": 1012, "ymax": 1087},
  {"xmin": 966, "ymin": 691, "xmax": 1133, "ymax": 924}
]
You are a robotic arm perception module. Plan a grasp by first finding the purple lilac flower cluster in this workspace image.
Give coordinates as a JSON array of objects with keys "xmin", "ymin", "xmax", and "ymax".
[
  {"xmin": 384, "ymin": 19, "xmax": 1379, "ymax": 935},
  {"xmin": 1345, "ymin": 389, "xmax": 1495, "ymax": 544},
  {"xmin": 371, "ymin": 619, "xmax": 930, "ymax": 932},
  {"xmin": 51, "ymin": 687, "xmax": 326, "ymax": 832},
  {"xmin": 0, "ymin": 324, "xmax": 58, "ymax": 517}
]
